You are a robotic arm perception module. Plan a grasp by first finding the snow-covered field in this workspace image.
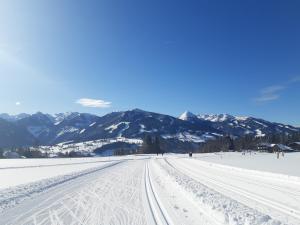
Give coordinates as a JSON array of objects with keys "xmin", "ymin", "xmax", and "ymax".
[
  {"xmin": 0, "ymin": 156, "xmax": 141, "ymax": 189},
  {"xmin": 192, "ymin": 151, "xmax": 300, "ymax": 177},
  {"xmin": 0, "ymin": 152, "xmax": 299, "ymax": 225}
]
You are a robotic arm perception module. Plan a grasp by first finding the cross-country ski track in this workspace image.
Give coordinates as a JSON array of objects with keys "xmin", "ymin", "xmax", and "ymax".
[{"xmin": 0, "ymin": 153, "xmax": 300, "ymax": 225}]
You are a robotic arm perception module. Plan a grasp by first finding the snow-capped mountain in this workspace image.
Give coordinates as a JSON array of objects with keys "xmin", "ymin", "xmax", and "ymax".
[
  {"xmin": 198, "ymin": 114, "xmax": 238, "ymax": 122},
  {"xmin": 0, "ymin": 118, "xmax": 36, "ymax": 147},
  {"xmin": 0, "ymin": 109, "xmax": 298, "ymax": 147},
  {"xmin": 75, "ymin": 109, "xmax": 218, "ymax": 143},
  {"xmin": 0, "ymin": 113, "xmax": 30, "ymax": 122},
  {"xmin": 51, "ymin": 112, "xmax": 99, "ymax": 144},
  {"xmin": 16, "ymin": 112, "xmax": 54, "ymax": 141},
  {"xmin": 178, "ymin": 111, "xmax": 198, "ymax": 121},
  {"xmin": 0, "ymin": 112, "xmax": 100, "ymax": 147},
  {"xmin": 197, "ymin": 113, "xmax": 299, "ymax": 137}
]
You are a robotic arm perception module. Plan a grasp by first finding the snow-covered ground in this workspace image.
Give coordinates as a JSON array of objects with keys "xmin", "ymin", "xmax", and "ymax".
[
  {"xmin": 192, "ymin": 152, "xmax": 300, "ymax": 177},
  {"xmin": 0, "ymin": 156, "xmax": 137, "ymax": 189},
  {"xmin": 164, "ymin": 154, "xmax": 300, "ymax": 224},
  {"xmin": 0, "ymin": 152, "xmax": 299, "ymax": 225},
  {"xmin": 0, "ymin": 155, "xmax": 140, "ymax": 169}
]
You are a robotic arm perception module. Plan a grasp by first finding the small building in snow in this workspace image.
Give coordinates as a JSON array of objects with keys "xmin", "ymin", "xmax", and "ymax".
[
  {"xmin": 270, "ymin": 144, "xmax": 295, "ymax": 153},
  {"xmin": 257, "ymin": 143, "xmax": 295, "ymax": 153},
  {"xmin": 256, "ymin": 143, "xmax": 273, "ymax": 152}
]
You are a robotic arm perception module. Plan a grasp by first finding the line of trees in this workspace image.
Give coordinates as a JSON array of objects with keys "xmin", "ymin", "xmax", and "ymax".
[
  {"xmin": 200, "ymin": 132, "xmax": 300, "ymax": 153},
  {"xmin": 140, "ymin": 135, "xmax": 162, "ymax": 154}
]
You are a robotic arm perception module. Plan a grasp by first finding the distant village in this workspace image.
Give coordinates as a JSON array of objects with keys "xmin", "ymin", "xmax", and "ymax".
[{"xmin": 0, "ymin": 133, "xmax": 300, "ymax": 159}]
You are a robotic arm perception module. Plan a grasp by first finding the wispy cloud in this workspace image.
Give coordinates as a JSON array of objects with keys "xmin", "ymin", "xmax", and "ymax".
[
  {"xmin": 289, "ymin": 76, "xmax": 300, "ymax": 83},
  {"xmin": 76, "ymin": 98, "xmax": 111, "ymax": 108},
  {"xmin": 15, "ymin": 102, "xmax": 21, "ymax": 106},
  {"xmin": 254, "ymin": 76, "xmax": 300, "ymax": 103},
  {"xmin": 254, "ymin": 85, "xmax": 285, "ymax": 103},
  {"xmin": 255, "ymin": 94, "xmax": 280, "ymax": 102}
]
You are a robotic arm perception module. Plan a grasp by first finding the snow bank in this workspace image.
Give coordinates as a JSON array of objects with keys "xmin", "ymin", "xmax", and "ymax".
[{"xmin": 156, "ymin": 159, "xmax": 282, "ymax": 225}]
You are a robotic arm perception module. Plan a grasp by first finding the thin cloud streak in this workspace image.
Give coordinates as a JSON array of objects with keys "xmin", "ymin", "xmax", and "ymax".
[
  {"xmin": 261, "ymin": 85, "xmax": 285, "ymax": 95},
  {"xmin": 289, "ymin": 76, "xmax": 300, "ymax": 83},
  {"xmin": 254, "ymin": 85, "xmax": 285, "ymax": 103},
  {"xmin": 254, "ymin": 76, "xmax": 300, "ymax": 103},
  {"xmin": 76, "ymin": 98, "xmax": 111, "ymax": 108},
  {"xmin": 255, "ymin": 94, "xmax": 280, "ymax": 102}
]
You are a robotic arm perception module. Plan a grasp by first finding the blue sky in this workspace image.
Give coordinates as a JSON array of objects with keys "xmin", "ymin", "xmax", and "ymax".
[{"xmin": 0, "ymin": 0, "xmax": 299, "ymax": 125}]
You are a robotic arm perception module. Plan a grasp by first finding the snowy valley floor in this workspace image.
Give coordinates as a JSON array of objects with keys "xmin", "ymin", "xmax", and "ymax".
[{"xmin": 0, "ymin": 152, "xmax": 300, "ymax": 225}]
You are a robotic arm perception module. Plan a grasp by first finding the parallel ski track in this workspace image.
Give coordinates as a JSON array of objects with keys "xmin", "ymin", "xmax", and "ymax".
[
  {"xmin": 160, "ymin": 159, "xmax": 223, "ymax": 225},
  {"xmin": 0, "ymin": 160, "xmax": 125, "ymax": 225},
  {"xmin": 0, "ymin": 157, "xmax": 151, "ymax": 170},
  {"xmin": 165, "ymin": 158, "xmax": 300, "ymax": 221},
  {"xmin": 144, "ymin": 161, "xmax": 173, "ymax": 225}
]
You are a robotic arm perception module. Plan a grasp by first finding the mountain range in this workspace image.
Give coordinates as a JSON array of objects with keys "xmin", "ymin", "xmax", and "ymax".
[{"xmin": 0, "ymin": 109, "xmax": 299, "ymax": 148}]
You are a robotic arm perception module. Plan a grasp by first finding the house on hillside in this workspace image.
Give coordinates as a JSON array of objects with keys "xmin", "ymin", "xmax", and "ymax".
[{"xmin": 270, "ymin": 144, "xmax": 295, "ymax": 153}]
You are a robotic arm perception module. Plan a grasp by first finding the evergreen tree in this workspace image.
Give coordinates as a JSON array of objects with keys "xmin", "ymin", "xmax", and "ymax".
[
  {"xmin": 141, "ymin": 135, "xmax": 162, "ymax": 154},
  {"xmin": 154, "ymin": 136, "xmax": 161, "ymax": 154}
]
